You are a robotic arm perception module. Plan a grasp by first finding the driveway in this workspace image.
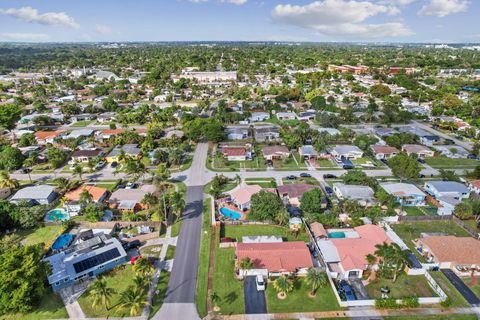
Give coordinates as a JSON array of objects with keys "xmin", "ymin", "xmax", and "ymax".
[
  {"xmin": 441, "ymin": 269, "xmax": 480, "ymax": 306},
  {"xmin": 244, "ymin": 276, "xmax": 267, "ymax": 314}
]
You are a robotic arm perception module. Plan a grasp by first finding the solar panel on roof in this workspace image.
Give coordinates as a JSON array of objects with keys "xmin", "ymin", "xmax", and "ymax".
[{"xmin": 73, "ymin": 248, "xmax": 120, "ymax": 273}]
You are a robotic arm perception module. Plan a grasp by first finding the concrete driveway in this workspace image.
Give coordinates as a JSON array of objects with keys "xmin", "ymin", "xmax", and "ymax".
[
  {"xmin": 243, "ymin": 276, "xmax": 267, "ymax": 314},
  {"xmin": 441, "ymin": 269, "xmax": 480, "ymax": 306}
]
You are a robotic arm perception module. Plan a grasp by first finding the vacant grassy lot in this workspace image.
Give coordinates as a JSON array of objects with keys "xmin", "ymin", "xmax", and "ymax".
[
  {"xmin": 272, "ymin": 152, "xmax": 308, "ymax": 170},
  {"xmin": 366, "ymin": 274, "xmax": 436, "ymax": 299},
  {"xmin": 429, "ymin": 272, "xmax": 470, "ymax": 308},
  {"xmin": 266, "ymin": 278, "xmax": 340, "ymax": 313},
  {"xmin": 222, "ymin": 224, "xmax": 309, "ymax": 242},
  {"xmin": 6, "ymin": 225, "xmax": 63, "ymax": 247},
  {"xmin": 425, "ymin": 156, "xmax": 480, "ymax": 168},
  {"xmin": 1, "ymin": 291, "xmax": 68, "ymax": 320}
]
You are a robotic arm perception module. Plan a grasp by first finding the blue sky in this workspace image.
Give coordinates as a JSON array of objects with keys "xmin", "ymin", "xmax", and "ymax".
[{"xmin": 0, "ymin": 0, "xmax": 478, "ymax": 42}]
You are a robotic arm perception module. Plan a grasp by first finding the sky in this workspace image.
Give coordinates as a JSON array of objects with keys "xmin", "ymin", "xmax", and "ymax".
[{"xmin": 0, "ymin": 0, "xmax": 478, "ymax": 43}]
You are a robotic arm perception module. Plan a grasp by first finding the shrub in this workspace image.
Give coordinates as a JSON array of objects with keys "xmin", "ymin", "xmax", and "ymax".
[
  {"xmin": 402, "ymin": 296, "xmax": 419, "ymax": 308},
  {"xmin": 375, "ymin": 298, "xmax": 400, "ymax": 309},
  {"xmin": 441, "ymin": 296, "xmax": 452, "ymax": 308}
]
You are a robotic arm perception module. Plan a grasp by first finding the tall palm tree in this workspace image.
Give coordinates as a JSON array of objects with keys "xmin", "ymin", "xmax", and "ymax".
[
  {"xmin": 53, "ymin": 177, "xmax": 80, "ymax": 193},
  {"xmin": 170, "ymin": 191, "xmax": 185, "ymax": 222},
  {"xmin": 305, "ymin": 268, "xmax": 328, "ymax": 296},
  {"xmin": 22, "ymin": 156, "xmax": 35, "ymax": 183},
  {"xmin": 0, "ymin": 171, "xmax": 19, "ymax": 191},
  {"xmin": 374, "ymin": 242, "xmax": 391, "ymax": 268},
  {"xmin": 133, "ymin": 274, "xmax": 149, "ymax": 294},
  {"xmin": 90, "ymin": 278, "xmax": 116, "ymax": 311},
  {"xmin": 117, "ymin": 286, "xmax": 146, "ymax": 316},
  {"xmin": 389, "ymin": 243, "xmax": 409, "ymax": 282},
  {"xmin": 73, "ymin": 164, "xmax": 83, "ymax": 180},
  {"xmin": 273, "ymin": 275, "xmax": 294, "ymax": 298},
  {"xmin": 134, "ymin": 257, "xmax": 154, "ymax": 276}
]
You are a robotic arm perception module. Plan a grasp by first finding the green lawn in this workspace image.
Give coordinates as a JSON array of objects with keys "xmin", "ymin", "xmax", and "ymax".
[
  {"xmin": 70, "ymin": 120, "xmax": 94, "ymax": 127},
  {"xmin": 78, "ymin": 265, "xmax": 147, "ymax": 318},
  {"xmin": 403, "ymin": 206, "xmax": 427, "ymax": 217},
  {"xmin": 95, "ymin": 181, "xmax": 119, "ymax": 191},
  {"xmin": 196, "ymin": 199, "xmax": 212, "ymax": 318},
  {"xmin": 165, "ymin": 246, "xmax": 176, "ymax": 261},
  {"xmin": 282, "ymin": 177, "xmax": 320, "ymax": 185},
  {"xmin": 365, "ymin": 274, "xmax": 437, "ymax": 299},
  {"xmin": 222, "ymin": 224, "xmax": 309, "ymax": 242},
  {"xmin": 149, "ymin": 272, "xmax": 171, "ymax": 319},
  {"xmin": 314, "ymin": 159, "xmax": 336, "ymax": 167},
  {"xmin": 352, "ymin": 157, "xmax": 383, "ymax": 167},
  {"xmin": 425, "ymin": 156, "xmax": 480, "ymax": 168},
  {"xmin": 210, "ymin": 151, "xmax": 267, "ymax": 172},
  {"xmin": 6, "ymin": 225, "xmax": 63, "ymax": 247},
  {"xmin": 391, "ymin": 221, "xmax": 471, "ymax": 262},
  {"xmin": 1, "ymin": 291, "xmax": 68, "ymax": 320},
  {"xmin": 429, "ymin": 272, "xmax": 470, "ymax": 308},
  {"xmin": 272, "ymin": 152, "xmax": 308, "ymax": 170},
  {"xmin": 203, "ymin": 180, "xmax": 238, "ymax": 194},
  {"xmin": 266, "ymin": 278, "xmax": 340, "ymax": 313},
  {"xmin": 462, "ymin": 277, "xmax": 480, "ymax": 299}
]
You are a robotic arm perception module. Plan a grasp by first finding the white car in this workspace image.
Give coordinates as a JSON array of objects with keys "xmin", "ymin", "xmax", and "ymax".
[{"xmin": 255, "ymin": 275, "xmax": 265, "ymax": 291}]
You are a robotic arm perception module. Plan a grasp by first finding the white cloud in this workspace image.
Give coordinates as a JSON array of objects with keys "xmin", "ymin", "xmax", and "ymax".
[
  {"xmin": 95, "ymin": 24, "xmax": 112, "ymax": 35},
  {"xmin": 418, "ymin": 0, "xmax": 469, "ymax": 17},
  {"xmin": 0, "ymin": 32, "xmax": 49, "ymax": 41},
  {"xmin": 0, "ymin": 6, "xmax": 79, "ymax": 28},
  {"xmin": 271, "ymin": 0, "xmax": 413, "ymax": 38}
]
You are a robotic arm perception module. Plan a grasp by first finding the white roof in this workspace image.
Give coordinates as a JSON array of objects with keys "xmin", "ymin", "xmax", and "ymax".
[
  {"xmin": 316, "ymin": 239, "xmax": 340, "ymax": 263},
  {"xmin": 380, "ymin": 182, "xmax": 425, "ymax": 196},
  {"xmin": 332, "ymin": 145, "xmax": 363, "ymax": 155},
  {"xmin": 11, "ymin": 185, "xmax": 55, "ymax": 201}
]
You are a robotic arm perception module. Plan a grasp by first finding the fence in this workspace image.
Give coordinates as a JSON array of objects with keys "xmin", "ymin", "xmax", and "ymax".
[
  {"xmin": 453, "ymin": 216, "xmax": 480, "ymax": 239},
  {"xmin": 398, "ymin": 215, "xmax": 452, "ymax": 222}
]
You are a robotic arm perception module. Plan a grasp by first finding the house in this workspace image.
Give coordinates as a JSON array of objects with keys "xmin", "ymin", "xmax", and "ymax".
[
  {"xmin": 375, "ymin": 127, "xmax": 396, "ymax": 137},
  {"xmin": 315, "ymin": 127, "xmax": 341, "ymax": 136},
  {"xmin": 424, "ymin": 181, "xmax": 470, "ymax": 199},
  {"xmin": 317, "ymin": 224, "xmax": 392, "ymax": 280},
  {"xmin": 254, "ymin": 126, "xmax": 280, "ymax": 142},
  {"xmin": 371, "ymin": 145, "xmax": 399, "ymax": 160},
  {"xmin": 420, "ymin": 135, "xmax": 441, "ymax": 147},
  {"xmin": 71, "ymin": 149, "xmax": 103, "ymax": 163},
  {"xmin": 277, "ymin": 184, "xmax": 318, "ymax": 207},
  {"xmin": 10, "ymin": 185, "xmax": 57, "ymax": 205},
  {"xmin": 435, "ymin": 145, "xmax": 470, "ymax": 159},
  {"xmin": 298, "ymin": 145, "xmax": 318, "ymax": 159},
  {"xmin": 262, "ymin": 146, "xmax": 290, "ymax": 161},
  {"xmin": 165, "ymin": 130, "xmax": 184, "ymax": 139},
  {"xmin": 109, "ymin": 185, "xmax": 157, "ymax": 212},
  {"xmin": 437, "ymin": 196, "xmax": 462, "ymax": 216},
  {"xmin": 402, "ymin": 144, "xmax": 435, "ymax": 158},
  {"xmin": 226, "ymin": 126, "xmax": 249, "ymax": 140},
  {"xmin": 96, "ymin": 129, "xmax": 125, "ymax": 141},
  {"xmin": 330, "ymin": 145, "xmax": 364, "ymax": 160},
  {"xmin": 249, "ymin": 112, "xmax": 270, "ymax": 122},
  {"xmin": 64, "ymin": 185, "xmax": 109, "ymax": 213},
  {"xmin": 468, "ymin": 180, "xmax": 480, "ymax": 194},
  {"xmin": 380, "ymin": 182, "xmax": 426, "ymax": 207},
  {"xmin": 417, "ymin": 236, "xmax": 480, "ymax": 272},
  {"xmin": 310, "ymin": 222, "xmax": 328, "ymax": 240},
  {"xmin": 332, "ymin": 183, "xmax": 376, "ymax": 206},
  {"xmin": 229, "ymin": 185, "xmax": 263, "ymax": 211},
  {"xmin": 222, "ymin": 147, "xmax": 248, "ymax": 161},
  {"xmin": 44, "ymin": 233, "xmax": 127, "ymax": 291},
  {"xmin": 236, "ymin": 242, "xmax": 313, "ymax": 277},
  {"xmin": 65, "ymin": 129, "xmax": 95, "ymax": 140},
  {"xmin": 34, "ymin": 130, "xmax": 65, "ymax": 144},
  {"xmin": 276, "ymin": 112, "xmax": 297, "ymax": 121},
  {"xmin": 297, "ymin": 111, "xmax": 315, "ymax": 121},
  {"xmin": 106, "ymin": 144, "xmax": 142, "ymax": 163}
]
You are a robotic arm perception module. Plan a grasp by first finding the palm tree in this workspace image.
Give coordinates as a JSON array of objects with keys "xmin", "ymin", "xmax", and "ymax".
[
  {"xmin": 79, "ymin": 189, "xmax": 92, "ymax": 205},
  {"xmin": 0, "ymin": 171, "xmax": 19, "ymax": 191},
  {"xmin": 211, "ymin": 291, "xmax": 221, "ymax": 311},
  {"xmin": 133, "ymin": 274, "xmax": 149, "ymax": 294},
  {"xmin": 53, "ymin": 177, "xmax": 81, "ymax": 193},
  {"xmin": 90, "ymin": 278, "xmax": 116, "ymax": 311},
  {"xmin": 275, "ymin": 209, "xmax": 290, "ymax": 226},
  {"xmin": 141, "ymin": 192, "xmax": 158, "ymax": 209},
  {"xmin": 239, "ymin": 257, "xmax": 253, "ymax": 276},
  {"xmin": 170, "ymin": 191, "xmax": 185, "ymax": 222},
  {"xmin": 235, "ymin": 174, "xmax": 241, "ymax": 186},
  {"xmin": 273, "ymin": 275, "xmax": 294, "ymax": 299},
  {"xmin": 72, "ymin": 164, "xmax": 83, "ymax": 180},
  {"xmin": 22, "ymin": 156, "xmax": 35, "ymax": 183},
  {"xmin": 374, "ymin": 242, "xmax": 391, "ymax": 269},
  {"xmin": 305, "ymin": 268, "xmax": 328, "ymax": 297},
  {"xmin": 389, "ymin": 243, "xmax": 409, "ymax": 282},
  {"xmin": 117, "ymin": 286, "xmax": 146, "ymax": 316},
  {"xmin": 134, "ymin": 257, "xmax": 154, "ymax": 276}
]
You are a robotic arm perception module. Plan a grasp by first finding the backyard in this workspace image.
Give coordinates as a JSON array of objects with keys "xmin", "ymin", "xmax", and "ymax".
[
  {"xmin": 6, "ymin": 225, "xmax": 63, "ymax": 247},
  {"xmin": 365, "ymin": 274, "xmax": 437, "ymax": 299},
  {"xmin": 1, "ymin": 291, "xmax": 68, "ymax": 320},
  {"xmin": 265, "ymin": 277, "xmax": 340, "ymax": 313}
]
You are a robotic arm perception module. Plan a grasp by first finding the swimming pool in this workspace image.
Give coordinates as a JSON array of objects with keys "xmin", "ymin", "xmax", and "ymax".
[
  {"xmin": 46, "ymin": 209, "xmax": 69, "ymax": 221},
  {"xmin": 219, "ymin": 207, "xmax": 242, "ymax": 220},
  {"xmin": 51, "ymin": 233, "xmax": 74, "ymax": 250},
  {"xmin": 328, "ymin": 231, "xmax": 346, "ymax": 238}
]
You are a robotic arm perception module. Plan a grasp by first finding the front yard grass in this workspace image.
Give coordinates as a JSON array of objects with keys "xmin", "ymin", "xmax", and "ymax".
[
  {"xmin": 1, "ymin": 290, "xmax": 68, "ymax": 320},
  {"xmin": 273, "ymin": 152, "xmax": 308, "ymax": 170},
  {"xmin": 78, "ymin": 265, "xmax": 145, "ymax": 318},
  {"xmin": 428, "ymin": 271, "xmax": 470, "ymax": 308},
  {"xmin": 282, "ymin": 177, "xmax": 320, "ymax": 185},
  {"xmin": 221, "ymin": 224, "xmax": 309, "ymax": 242},
  {"xmin": 266, "ymin": 277, "xmax": 340, "ymax": 313},
  {"xmin": 461, "ymin": 277, "xmax": 480, "ymax": 299},
  {"xmin": 70, "ymin": 120, "xmax": 94, "ymax": 127},
  {"xmin": 365, "ymin": 274, "xmax": 436, "ymax": 299},
  {"xmin": 425, "ymin": 156, "xmax": 480, "ymax": 168},
  {"xmin": 140, "ymin": 245, "xmax": 163, "ymax": 259},
  {"xmin": 196, "ymin": 199, "xmax": 212, "ymax": 318},
  {"xmin": 149, "ymin": 271, "xmax": 171, "ymax": 319}
]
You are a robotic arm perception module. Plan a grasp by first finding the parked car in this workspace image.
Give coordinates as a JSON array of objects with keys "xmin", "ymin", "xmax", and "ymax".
[
  {"xmin": 123, "ymin": 240, "xmax": 141, "ymax": 250},
  {"xmin": 126, "ymin": 182, "xmax": 138, "ymax": 189},
  {"xmin": 256, "ymin": 275, "xmax": 265, "ymax": 291},
  {"xmin": 467, "ymin": 154, "xmax": 478, "ymax": 160},
  {"xmin": 380, "ymin": 158, "xmax": 388, "ymax": 165},
  {"xmin": 110, "ymin": 161, "xmax": 119, "ymax": 168},
  {"xmin": 286, "ymin": 175, "xmax": 297, "ymax": 180},
  {"xmin": 21, "ymin": 168, "xmax": 31, "ymax": 174},
  {"xmin": 300, "ymin": 173, "xmax": 311, "ymax": 178},
  {"xmin": 323, "ymin": 174, "xmax": 337, "ymax": 179},
  {"xmin": 95, "ymin": 160, "xmax": 106, "ymax": 170},
  {"xmin": 417, "ymin": 158, "xmax": 426, "ymax": 164},
  {"xmin": 338, "ymin": 280, "xmax": 356, "ymax": 301},
  {"xmin": 324, "ymin": 186, "xmax": 334, "ymax": 196}
]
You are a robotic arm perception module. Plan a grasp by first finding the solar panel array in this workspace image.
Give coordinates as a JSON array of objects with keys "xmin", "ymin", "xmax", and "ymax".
[{"xmin": 73, "ymin": 248, "xmax": 121, "ymax": 274}]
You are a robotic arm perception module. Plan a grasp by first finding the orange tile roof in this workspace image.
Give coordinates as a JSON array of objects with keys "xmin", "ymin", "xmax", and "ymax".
[
  {"xmin": 470, "ymin": 180, "xmax": 480, "ymax": 189},
  {"xmin": 371, "ymin": 146, "xmax": 399, "ymax": 154},
  {"xmin": 223, "ymin": 147, "xmax": 246, "ymax": 157},
  {"xmin": 420, "ymin": 236, "xmax": 480, "ymax": 265},
  {"xmin": 236, "ymin": 241, "xmax": 313, "ymax": 272},
  {"xmin": 64, "ymin": 185, "xmax": 108, "ymax": 202},
  {"xmin": 101, "ymin": 129, "xmax": 125, "ymax": 135},
  {"xmin": 34, "ymin": 130, "xmax": 65, "ymax": 140}
]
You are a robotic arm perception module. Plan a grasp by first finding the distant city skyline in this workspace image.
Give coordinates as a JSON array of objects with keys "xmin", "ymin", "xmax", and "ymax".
[{"xmin": 0, "ymin": 0, "xmax": 478, "ymax": 43}]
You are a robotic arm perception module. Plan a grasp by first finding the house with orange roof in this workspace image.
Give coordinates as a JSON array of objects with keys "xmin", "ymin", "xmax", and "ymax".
[
  {"xmin": 316, "ymin": 224, "xmax": 392, "ymax": 279},
  {"xmin": 34, "ymin": 130, "xmax": 65, "ymax": 144},
  {"xmin": 64, "ymin": 185, "xmax": 109, "ymax": 213},
  {"xmin": 468, "ymin": 180, "xmax": 480, "ymax": 195},
  {"xmin": 96, "ymin": 129, "xmax": 126, "ymax": 141},
  {"xmin": 236, "ymin": 241, "xmax": 313, "ymax": 277},
  {"xmin": 371, "ymin": 145, "xmax": 399, "ymax": 160}
]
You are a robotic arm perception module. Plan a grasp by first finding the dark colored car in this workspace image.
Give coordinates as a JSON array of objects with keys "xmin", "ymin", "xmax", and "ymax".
[
  {"xmin": 338, "ymin": 281, "xmax": 356, "ymax": 301},
  {"xmin": 444, "ymin": 139, "xmax": 455, "ymax": 145},
  {"xmin": 380, "ymin": 158, "xmax": 388, "ymax": 165},
  {"xmin": 21, "ymin": 168, "xmax": 31, "ymax": 174},
  {"xmin": 300, "ymin": 173, "xmax": 311, "ymax": 178},
  {"xmin": 286, "ymin": 175, "xmax": 297, "ymax": 180},
  {"xmin": 123, "ymin": 240, "xmax": 141, "ymax": 250},
  {"xmin": 111, "ymin": 161, "xmax": 119, "ymax": 168},
  {"xmin": 467, "ymin": 154, "xmax": 478, "ymax": 160},
  {"xmin": 323, "ymin": 174, "xmax": 337, "ymax": 179},
  {"xmin": 417, "ymin": 158, "xmax": 426, "ymax": 164},
  {"xmin": 419, "ymin": 174, "xmax": 425, "ymax": 178},
  {"xmin": 324, "ymin": 186, "xmax": 334, "ymax": 196}
]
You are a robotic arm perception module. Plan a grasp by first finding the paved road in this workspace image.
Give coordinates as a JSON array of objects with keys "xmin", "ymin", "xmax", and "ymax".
[
  {"xmin": 412, "ymin": 120, "xmax": 473, "ymax": 151},
  {"xmin": 441, "ymin": 269, "xmax": 480, "ymax": 306},
  {"xmin": 244, "ymin": 276, "xmax": 267, "ymax": 314},
  {"xmin": 154, "ymin": 143, "xmax": 209, "ymax": 320}
]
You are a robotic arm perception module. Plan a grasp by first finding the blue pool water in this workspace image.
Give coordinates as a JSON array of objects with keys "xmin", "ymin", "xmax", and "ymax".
[
  {"xmin": 51, "ymin": 233, "xmax": 74, "ymax": 250},
  {"xmin": 219, "ymin": 207, "xmax": 242, "ymax": 220},
  {"xmin": 46, "ymin": 209, "xmax": 69, "ymax": 221},
  {"xmin": 329, "ymin": 231, "xmax": 346, "ymax": 239}
]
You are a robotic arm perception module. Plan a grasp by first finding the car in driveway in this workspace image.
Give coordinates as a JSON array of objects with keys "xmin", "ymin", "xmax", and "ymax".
[
  {"xmin": 417, "ymin": 158, "xmax": 426, "ymax": 164},
  {"xmin": 94, "ymin": 160, "xmax": 106, "ymax": 170},
  {"xmin": 256, "ymin": 275, "xmax": 265, "ymax": 291},
  {"xmin": 122, "ymin": 240, "xmax": 141, "ymax": 250},
  {"xmin": 324, "ymin": 186, "xmax": 334, "ymax": 196},
  {"xmin": 338, "ymin": 280, "xmax": 356, "ymax": 301},
  {"xmin": 323, "ymin": 174, "xmax": 337, "ymax": 179}
]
